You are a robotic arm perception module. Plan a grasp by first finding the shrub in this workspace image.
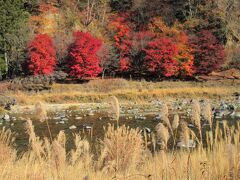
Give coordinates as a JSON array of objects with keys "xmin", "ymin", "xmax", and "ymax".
[{"xmin": 9, "ymin": 75, "xmax": 54, "ymax": 91}]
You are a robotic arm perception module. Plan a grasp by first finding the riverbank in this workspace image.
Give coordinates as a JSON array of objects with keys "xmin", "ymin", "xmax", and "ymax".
[{"xmin": 4, "ymin": 79, "xmax": 240, "ymax": 105}]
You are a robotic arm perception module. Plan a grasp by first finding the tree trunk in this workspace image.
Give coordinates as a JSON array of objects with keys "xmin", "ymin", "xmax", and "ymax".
[
  {"xmin": 4, "ymin": 40, "xmax": 8, "ymax": 78},
  {"xmin": 102, "ymin": 69, "xmax": 106, "ymax": 79},
  {"xmin": 4, "ymin": 52, "xmax": 8, "ymax": 74}
]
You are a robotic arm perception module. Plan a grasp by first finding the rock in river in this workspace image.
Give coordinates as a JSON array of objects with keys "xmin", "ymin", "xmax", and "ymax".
[
  {"xmin": 177, "ymin": 140, "xmax": 196, "ymax": 148},
  {"xmin": 2, "ymin": 114, "xmax": 10, "ymax": 121},
  {"xmin": 69, "ymin": 125, "xmax": 77, "ymax": 130}
]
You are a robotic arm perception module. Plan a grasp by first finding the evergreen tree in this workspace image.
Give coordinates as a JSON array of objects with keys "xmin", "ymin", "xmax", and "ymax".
[{"xmin": 0, "ymin": 0, "xmax": 29, "ymax": 79}]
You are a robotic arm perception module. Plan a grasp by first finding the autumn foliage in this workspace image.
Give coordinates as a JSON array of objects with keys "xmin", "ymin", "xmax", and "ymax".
[
  {"xmin": 109, "ymin": 15, "xmax": 195, "ymax": 77},
  {"xmin": 190, "ymin": 30, "xmax": 225, "ymax": 75},
  {"xmin": 174, "ymin": 32, "xmax": 195, "ymax": 77},
  {"xmin": 109, "ymin": 14, "xmax": 132, "ymax": 72},
  {"xmin": 23, "ymin": 4, "xmax": 226, "ymax": 80},
  {"xmin": 29, "ymin": 2, "xmax": 59, "ymax": 35},
  {"xmin": 144, "ymin": 37, "xmax": 179, "ymax": 77},
  {"xmin": 27, "ymin": 34, "xmax": 56, "ymax": 75},
  {"xmin": 67, "ymin": 32, "xmax": 102, "ymax": 78}
]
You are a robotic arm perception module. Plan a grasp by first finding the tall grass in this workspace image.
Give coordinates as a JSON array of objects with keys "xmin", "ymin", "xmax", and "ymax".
[
  {"xmin": 99, "ymin": 124, "xmax": 145, "ymax": 172},
  {"xmin": 0, "ymin": 120, "xmax": 239, "ymax": 179}
]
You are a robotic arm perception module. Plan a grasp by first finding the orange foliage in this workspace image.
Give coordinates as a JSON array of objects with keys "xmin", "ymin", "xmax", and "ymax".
[
  {"xmin": 148, "ymin": 17, "xmax": 195, "ymax": 76},
  {"xmin": 29, "ymin": 3, "xmax": 59, "ymax": 36}
]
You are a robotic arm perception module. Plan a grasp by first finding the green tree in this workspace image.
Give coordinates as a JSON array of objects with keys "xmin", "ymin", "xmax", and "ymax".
[{"xmin": 0, "ymin": 0, "xmax": 30, "ymax": 79}]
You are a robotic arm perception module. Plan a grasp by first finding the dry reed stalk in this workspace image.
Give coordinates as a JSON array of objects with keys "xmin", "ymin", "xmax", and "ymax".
[
  {"xmin": 226, "ymin": 144, "xmax": 235, "ymax": 179},
  {"xmin": 155, "ymin": 123, "xmax": 169, "ymax": 149},
  {"xmin": 0, "ymin": 127, "xmax": 15, "ymax": 162},
  {"xmin": 161, "ymin": 103, "xmax": 169, "ymax": 117},
  {"xmin": 108, "ymin": 96, "xmax": 120, "ymax": 125},
  {"xmin": 52, "ymin": 140, "xmax": 66, "ymax": 178},
  {"xmin": 179, "ymin": 121, "xmax": 190, "ymax": 148},
  {"xmin": 162, "ymin": 116, "xmax": 173, "ymax": 135},
  {"xmin": 99, "ymin": 124, "xmax": 144, "ymax": 172},
  {"xmin": 191, "ymin": 100, "xmax": 202, "ymax": 143},
  {"xmin": 34, "ymin": 102, "xmax": 53, "ymax": 142},
  {"xmin": 214, "ymin": 122, "xmax": 220, "ymax": 144},
  {"xmin": 172, "ymin": 114, "xmax": 180, "ymax": 150},
  {"xmin": 34, "ymin": 102, "xmax": 47, "ymax": 122},
  {"xmin": 206, "ymin": 131, "xmax": 213, "ymax": 150},
  {"xmin": 237, "ymin": 154, "xmax": 240, "ymax": 180},
  {"xmin": 52, "ymin": 131, "xmax": 66, "ymax": 172},
  {"xmin": 202, "ymin": 102, "xmax": 212, "ymax": 128},
  {"xmin": 25, "ymin": 119, "xmax": 46, "ymax": 160},
  {"xmin": 172, "ymin": 114, "xmax": 180, "ymax": 130},
  {"xmin": 192, "ymin": 100, "xmax": 201, "ymax": 115},
  {"xmin": 70, "ymin": 134, "xmax": 91, "ymax": 167}
]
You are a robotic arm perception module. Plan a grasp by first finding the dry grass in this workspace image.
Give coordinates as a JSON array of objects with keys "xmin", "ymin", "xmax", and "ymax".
[
  {"xmin": 191, "ymin": 100, "xmax": 203, "ymax": 143},
  {"xmin": 1, "ymin": 92, "xmax": 240, "ymax": 179},
  {"xmin": 4, "ymin": 78, "xmax": 239, "ymax": 105},
  {"xmin": 34, "ymin": 102, "xmax": 47, "ymax": 122},
  {"xmin": 0, "ymin": 127, "xmax": 15, "ymax": 162},
  {"xmin": 99, "ymin": 124, "xmax": 145, "ymax": 172},
  {"xmin": 202, "ymin": 101, "xmax": 213, "ymax": 128},
  {"xmin": 172, "ymin": 114, "xmax": 180, "ymax": 130},
  {"xmin": 107, "ymin": 96, "xmax": 120, "ymax": 123},
  {"xmin": 0, "ymin": 119, "xmax": 239, "ymax": 179},
  {"xmin": 155, "ymin": 123, "xmax": 170, "ymax": 149}
]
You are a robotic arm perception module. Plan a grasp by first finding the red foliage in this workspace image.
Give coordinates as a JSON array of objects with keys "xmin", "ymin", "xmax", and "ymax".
[
  {"xmin": 109, "ymin": 14, "xmax": 132, "ymax": 71},
  {"xmin": 190, "ymin": 30, "xmax": 225, "ymax": 74},
  {"xmin": 119, "ymin": 58, "xmax": 131, "ymax": 71},
  {"xmin": 144, "ymin": 37, "xmax": 179, "ymax": 77},
  {"xmin": 27, "ymin": 34, "xmax": 56, "ymax": 75},
  {"xmin": 67, "ymin": 32, "xmax": 102, "ymax": 78}
]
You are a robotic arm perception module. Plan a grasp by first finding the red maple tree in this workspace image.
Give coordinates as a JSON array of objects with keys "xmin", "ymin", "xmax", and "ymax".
[
  {"xmin": 190, "ymin": 30, "xmax": 225, "ymax": 74},
  {"xmin": 27, "ymin": 34, "xmax": 56, "ymax": 75},
  {"xmin": 67, "ymin": 31, "xmax": 102, "ymax": 78},
  {"xmin": 144, "ymin": 37, "xmax": 179, "ymax": 77}
]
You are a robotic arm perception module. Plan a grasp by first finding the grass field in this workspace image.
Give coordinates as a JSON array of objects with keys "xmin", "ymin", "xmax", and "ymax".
[{"xmin": 4, "ymin": 78, "xmax": 240, "ymax": 105}]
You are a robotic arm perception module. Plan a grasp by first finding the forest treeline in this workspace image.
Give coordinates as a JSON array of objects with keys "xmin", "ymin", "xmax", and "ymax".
[{"xmin": 0, "ymin": 0, "xmax": 240, "ymax": 80}]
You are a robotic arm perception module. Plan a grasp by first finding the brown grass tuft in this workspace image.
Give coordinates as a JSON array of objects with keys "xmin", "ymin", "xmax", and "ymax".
[
  {"xmin": 191, "ymin": 100, "xmax": 202, "ymax": 143},
  {"xmin": 107, "ymin": 96, "xmax": 120, "ymax": 124},
  {"xmin": 172, "ymin": 114, "xmax": 180, "ymax": 130},
  {"xmin": 99, "ymin": 124, "xmax": 145, "ymax": 172},
  {"xmin": 202, "ymin": 101, "xmax": 212, "ymax": 128},
  {"xmin": 34, "ymin": 101, "xmax": 47, "ymax": 122},
  {"xmin": 179, "ymin": 121, "xmax": 190, "ymax": 147},
  {"xmin": 155, "ymin": 123, "xmax": 170, "ymax": 149},
  {"xmin": 0, "ymin": 127, "xmax": 15, "ymax": 162}
]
